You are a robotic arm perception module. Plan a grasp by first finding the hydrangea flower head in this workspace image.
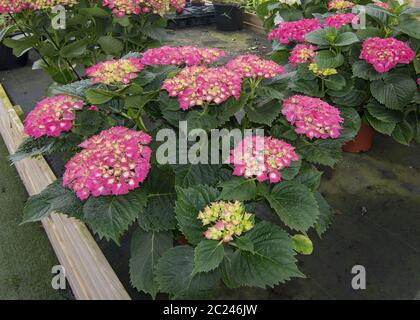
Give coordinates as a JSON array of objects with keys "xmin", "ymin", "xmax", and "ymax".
[
  {"xmin": 63, "ymin": 126, "xmax": 152, "ymax": 200},
  {"xmin": 323, "ymin": 13, "xmax": 357, "ymax": 28},
  {"xmin": 289, "ymin": 44, "xmax": 317, "ymax": 66},
  {"xmin": 24, "ymin": 95, "xmax": 85, "ymax": 139},
  {"xmin": 268, "ymin": 18, "xmax": 322, "ymax": 44},
  {"xmin": 86, "ymin": 58, "xmax": 144, "ymax": 85},
  {"xmin": 140, "ymin": 46, "xmax": 225, "ymax": 66},
  {"xmin": 282, "ymin": 95, "xmax": 343, "ymax": 139},
  {"xmin": 0, "ymin": 0, "xmax": 28, "ymax": 12},
  {"xmin": 373, "ymin": 0, "xmax": 390, "ymax": 9},
  {"xmin": 28, "ymin": 0, "xmax": 78, "ymax": 10},
  {"xmin": 198, "ymin": 201, "xmax": 254, "ymax": 243},
  {"xmin": 309, "ymin": 63, "xmax": 338, "ymax": 76},
  {"xmin": 102, "ymin": 0, "xmax": 185, "ymax": 17},
  {"xmin": 227, "ymin": 136, "xmax": 299, "ymax": 183},
  {"xmin": 359, "ymin": 37, "xmax": 415, "ymax": 73},
  {"xmin": 328, "ymin": 0, "xmax": 354, "ymax": 10},
  {"xmin": 226, "ymin": 54, "xmax": 285, "ymax": 79},
  {"xmin": 169, "ymin": 0, "xmax": 185, "ymax": 12},
  {"xmin": 162, "ymin": 66, "xmax": 242, "ymax": 110}
]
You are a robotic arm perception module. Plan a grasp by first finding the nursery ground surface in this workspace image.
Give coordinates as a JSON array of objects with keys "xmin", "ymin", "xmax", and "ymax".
[{"xmin": 0, "ymin": 26, "xmax": 419, "ymax": 300}]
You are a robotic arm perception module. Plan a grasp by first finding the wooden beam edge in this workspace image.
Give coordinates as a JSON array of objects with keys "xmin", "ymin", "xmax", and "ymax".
[{"xmin": 0, "ymin": 84, "xmax": 131, "ymax": 300}]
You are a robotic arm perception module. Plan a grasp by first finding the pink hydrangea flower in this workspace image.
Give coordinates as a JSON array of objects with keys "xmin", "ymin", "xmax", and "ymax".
[
  {"xmin": 63, "ymin": 126, "xmax": 152, "ymax": 200},
  {"xmin": 86, "ymin": 58, "xmax": 144, "ymax": 85},
  {"xmin": 140, "ymin": 46, "xmax": 225, "ymax": 66},
  {"xmin": 359, "ymin": 37, "xmax": 415, "ymax": 73},
  {"xmin": 0, "ymin": 0, "xmax": 28, "ymax": 13},
  {"xmin": 289, "ymin": 44, "xmax": 317, "ymax": 66},
  {"xmin": 226, "ymin": 54, "xmax": 285, "ymax": 79},
  {"xmin": 226, "ymin": 136, "xmax": 299, "ymax": 183},
  {"xmin": 28, "ymin": 0, "xmax": 78, "ymax": 10},
  {"xmin": 324, "ymin": 13, "xmax": 358, "ymax": 28},
  {"xmin": 161, "ymin": 65, "xmax": 242, "ymax": 110},
  {"xmin": 328, "ymin": 0, "xmax": 354, "ymax": 10},
  {"xmin": 102, "ymin": 0, "xmax": 185, "ymax": 17},
  {"xmin": 24, "ymin": 95, "xmax": 85, "ymax": 139},
  {"xmin": 268, "ymin": 18, "xmax": 322, "ymax": 44},
  {"xmin": 282, "ymin": 95, "xmax": 343, "ymax": 139}
]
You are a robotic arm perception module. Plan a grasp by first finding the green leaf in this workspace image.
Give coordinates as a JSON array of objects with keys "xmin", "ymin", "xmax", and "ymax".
[
  {"xmin": 280, "ymin": 159, "xmax": 302, "ymax": 180},
  {"xmin": 305, "ymin": 29, "xmax": 329, "ymax": 45},
  {"xmin": 82, "ymin": 188, "xmax": 148, "ymax": 243},
  {"xmin": 155, "ymin": 246, "xmax": 220, "ymax": 299},
  {"xmin": 141, "ymin": 26, "xmax": 168, "ymax": 42},
  {"xmin": 334, "ymin": 32, "xmax": 359, "ymax": 46},
  {"xmin": 194, "ymin": 240, "xmax": 225, "ymax": 273},
  {"xmin": 352, "ymin": 60, "xmax": 384, "ymax": 81},
  {"xmin": 85, "ymin": 88, "xmax": 113, "ymax": 105},
  {"xmin": 263, "ymin": 181, "xmax": 319, "ymax": 232},
  {"xmin": 314, "ymin": 192, "xmax": 333, "ymax": 238},
  {"xmin": 139, "ymin": 166, "xmax": 177, "ymax": 232},
  {"xmin": 175, "ymin": 185, "xmax": 219, "ymax": 245},
  {"xmin": 60, "ymin": 39, "xmax": 88, "ymax": 59},
  {"xmin": 370, "ymin": 71, "xmax": 416, "ymax": 110},
  {"xmin": 292, "ymin": 234, "xmax": 313, "ymax": 255},
  {"xmin": 292, "ymin": 79, "xmax": 323, "ymax": 98},
  {"xmin": 294, "ymin": 163, "xmax": 322, "ymax": 191},
  {"xmin": 256, "ymin": 86, "xmax": 284, "ymax": 101},
  {"xmin": 218, "ymin": 177, "xmax": 257, "ymax": 201},
  {"xmin": 47, "ymin": 79, "xmax": 93, "ymax": 98},
  {"xmin": 129, "ymin": 228, "xmax": 173, "ymax": 299},
  {"xmin": 394, "ymin": 18, "xmax": 420, "ymax": 39},
  {"xmin": 330, "ymin": 89, "xmax": 368, "ymax": 107},
  {"xmin": 245, "ymin": 99, "xmax": 281, "ymax": 126},
  {"xmin": 366, "ymin": 100, "xmax": 403, "ymax": 123},
  {"xmin": 315, "ymin": 51, "xmax": 344, "ymax": 69},
  {"xmin": 233, "ymin": 237, "xmax": 254, "ymax": 253},
  {"xmin": 23, "ymin": 180, "xmax": 83, "ymax": 223},
  {"xmin": 392, "ymin": 121, "xmax": 414, "ymax": 146},
  {"xmin": 173, "ymin": 164, "xmax": 220, "ymax": 188},
  {"xmin": 365, "ymin": 111, "xmax": 396, "ymax": 135},
  {"xmin": 186, "ymin": 110, "xmax": 219, "ymax": 131},
  {"xmin": 221, "ymin": 222, "xmax": 303, "ymax": 288},
  {"xmin": 79, "ymin": 6, "xmax": 110, "ymax": 17},
  {"xmin": 338, "ymin": 106, "xmax": 361, "ymax": 142},
  {"xmin": 98, "ymin": 36, "xmax": 123, "ymax": 56},
  {"xmin": 296, "ymin": 139, "xmax": 342, "ymax": 167},
  {"xmin": 325, "ymin": 74, "xmax": 346, "ymax": 91},
  {"xmin": 3, "ymin": 35, "xmax": 38, "ymax": 57}
]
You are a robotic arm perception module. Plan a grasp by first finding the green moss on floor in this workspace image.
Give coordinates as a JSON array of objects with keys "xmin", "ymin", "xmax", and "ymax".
[{"xmin": 0, "ymin": 136, "xmax": 67, "ymax": 300}]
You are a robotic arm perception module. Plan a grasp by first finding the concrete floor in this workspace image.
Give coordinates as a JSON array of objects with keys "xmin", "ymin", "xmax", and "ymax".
[{"xmin": 0, "ymin": 26, "xmax": 419, "ymax": 300}]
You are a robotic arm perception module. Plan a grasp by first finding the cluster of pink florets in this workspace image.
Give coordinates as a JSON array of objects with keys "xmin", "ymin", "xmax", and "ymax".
[
  {"xmin": 86, "ymin": 58, "xmax": 144, "ymax": 85},
  {"xmin": 268, "ymin": 18, "xmax": 322, "ymax": 44},
  {"xmin": 162, "ymin": 65, "xmax": 242, "ymax": 110},
  {"xmin": 289, "ymin": 44, "xmax": 317, "ymax": 66},
  {"xmin": 24, "ymin": 95, "xmax": 85, "ymax": 139},
  {"xmin": 282, "ymin": 95, "xmax": 343, "ymax": 139},
  {"xmin": 226, "ymin": 54, "xmax": 285, "ymax": 79},
  {"xmin": 328, "ymin": 0, "xmax": 354, "ymax": 10},
  {"xmin": 359, "ymin": 37, "xmax": 415, "ymax": 73},
  {"xmin": 140, "ymin": 46, "xmax": 225, "ymax": 66},
  {"xmin": 63, "ymin": 126, "xmax": 152, "ymax": 200},
  {"xmin": 373, "ymin": 1, "xmax": 391, "ymax": 10},
  {"xmin": 0, "ymin": 0, "xmax": 77, "ymax": 12},
  {"xmin": 227, "ymin": 136, "xmax": 299, "ymax": 183},
  {"xmin": 102, "ymin": 0, "xmax": 185, "ymax": 17},
  {"xmin": 324, "ymin": 13, "xmax": 357, "ymax": 28}
]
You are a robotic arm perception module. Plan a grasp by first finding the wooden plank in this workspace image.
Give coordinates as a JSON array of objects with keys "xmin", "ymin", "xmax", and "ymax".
[{"xmin": 0, "ymin": 84, "xmax": 131, "ymax": 300}]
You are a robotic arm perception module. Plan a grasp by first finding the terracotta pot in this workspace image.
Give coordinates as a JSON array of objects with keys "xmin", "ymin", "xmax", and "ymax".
[{"xmin": 343, "ymin": 121, "xmax": 375, "ymax": 153}]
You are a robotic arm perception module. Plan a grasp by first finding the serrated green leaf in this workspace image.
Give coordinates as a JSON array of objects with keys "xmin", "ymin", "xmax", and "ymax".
[
  {"xmin": 263, "ymin": 181, "xmax": 319, "ymax": 232},
  {"xmin": 218, "ymin": 177, "xmax": 257, "ymax": 201},
  {"xmin": 82, "ymin": 188, "xmax": 148, "ymax": 244},
  {"xmin": 23, "ymin": 180, "xmax": 83, "ymax": 223},
  {"xmin": 366, "ymin": 100, "xmax": 403, "ymax": 123},
  {"xmin": 392, "ymin": 121, "xmax": 414, "ymax": 145},
  {"xmin": 85, "ymin": 88, "xmax": 113, "ymax": 105},
  {"xmin": 173, "ymin": 164, "xmax": 220, "ymax": 188},
  {"xmin": 245, "ymin": 99, "xmax": 281, "ymax": 126},
  {"xmin": 330, "ymin": 89, "xmax": 368, "ymax": 107},
  {"xmin": 370, "ymin": 71, "xmax": 416, "ymax": 110},
  {"xmin": 129, "ymin": 228, "xmax": 173, "ymax": 299},
  {"xmin": 338, "ymin": 106, "xmax": 361, "ymax": 142},
  {"xmin": 325, "ymin": 74, "xmax": 346, "ymax": 91},
  {"xmin": 296, "ymin": 138, "xmax": 342, "ymax": 167},
  {"xmin": 294, "ymin": 163, "xmax": 322, "ymax": 191},
  {"xmin": 233, "ymin": 236, "xmax": 254, "ymax": 253},
  {"xmin": 194, "ymin": 240, "xmax": 225, "ymax": 273},
  {"xmin": 175, "ymin": 185, "xmax": 219, "ymax": 245},
  {"xmin": 155, "ymin": 246, "xmax": 220, "ymax": 299},
  {"xmin": 352, "ymin": 60, "xmax": 384, "ymax": 81},
  {"xmin": 221, "ymin": 222, "xmax": 303, "ymax": 288},
  {"xmin": 314, "ymin": 192, "xmax": 333, "ymax": 238},
  {"xmin": 334, "ymin": 32, "xmax": 359, "ymax": 46},
  {"xmin": 305, "ymin": 29, "xmax": 329, "ymax": 45},
  {"xmin": 60, "ymin": 39, "xmax": 88, "ymax": 59},
  {"xmin": 315, "ymin": 51, "xmax": 344, "ymax": 68},
  {"xmin": 365, "ymin": 110, "xmax": 396, "ymax": 135},
  {"xmin": 98, "ymin": 35, "xmax": 123, "ymax": 56},
  {"xmin": 281, "ymin": 158, "xmax": 302, "ymax": 180}
]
